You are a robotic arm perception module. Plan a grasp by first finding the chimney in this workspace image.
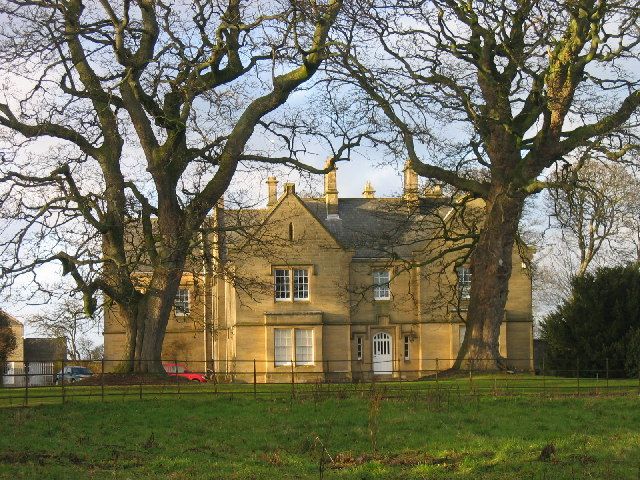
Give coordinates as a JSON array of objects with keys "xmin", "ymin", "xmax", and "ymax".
[
  {"xmin": 362, "ymin": 181, "xmax": 376, "ymax": 199},
  {"xmin": 324, "ymin": 159, "xmax": 339, "ymax": 219},
  {"xmin": 284, "ymin": 182, "xmax": 296, "ymax": 194},
  {"xmin": 266, "ymin": 176, "xmax": 278, "ymax": 206},
  {"xmin": 403, "ymin": 160, "xmax": 419, "ymax": 202}
]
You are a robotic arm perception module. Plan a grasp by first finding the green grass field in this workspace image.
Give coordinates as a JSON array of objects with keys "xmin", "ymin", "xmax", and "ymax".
[{"xmin": 1, "ymin": 381, "xmax": 640, "ymax": 479}]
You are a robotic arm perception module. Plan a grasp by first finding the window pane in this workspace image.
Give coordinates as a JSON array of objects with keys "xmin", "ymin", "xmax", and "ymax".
[
  {"xmin": 356, "ymin": 337, "xmax": 363, "ymax": 361},
  {"xmin": 404, "ymin": 335, "xmax": 410, "ymax": 360},
  {"xmin": 174, "ymin": 288, "xmax": 190, "ymax": 314},
  {"xmin": 373, "ymin": 270, "xmax": 390, "ymax": 300},
  {"xmin": 293, "ymin": 269, "xmax": 309, "ymax": 300},
  {"xmin": 457, "ymin": 267, "xmax": 471, "ymax": 299},
  {"xmin": 295, "ymin": 329, "xmax": 314, "ymax": 365},
  {"xmin": 275, "ymin": 329, "xmax": 293, "ymax": 365},
  {"xmin": 274, "ymin": 269, "xmax": 290, "ymax": 300}
]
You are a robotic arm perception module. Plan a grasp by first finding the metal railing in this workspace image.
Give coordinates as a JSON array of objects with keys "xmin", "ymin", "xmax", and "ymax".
[{"xmin": 1, "ymin": 356, "xmax": 639, "ymax": 407}]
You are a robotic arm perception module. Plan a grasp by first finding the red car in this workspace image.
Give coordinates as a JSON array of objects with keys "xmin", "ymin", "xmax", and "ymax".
[{"xmin": 163, "ymin": 363, "xmax": 207, "ymax": 382}]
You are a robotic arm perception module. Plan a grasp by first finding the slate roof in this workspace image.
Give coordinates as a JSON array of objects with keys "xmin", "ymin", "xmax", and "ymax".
[
  {"xmin": 302, "ymin": 197, "xmax": 449, "ymax": 258},
  {"xmin": 24, "ymin": 337, "xmax": 67, "ymax": 362}
]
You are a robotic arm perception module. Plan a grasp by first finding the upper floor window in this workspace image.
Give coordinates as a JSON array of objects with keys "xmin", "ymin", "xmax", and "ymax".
[
  {"xmin": 373, "ymin": 270, "xmax": 391, "ymax": 300},
  {"xmin": 274, "ymin": 268, "xmax": 309, "ymax": 301},
  {"xmin": 457, "ymin": 266, "xmax": 472, "ymax": 299},
  {"xmin": 174, "ymin": 288, "xmax": 190, "ymax": 316}
]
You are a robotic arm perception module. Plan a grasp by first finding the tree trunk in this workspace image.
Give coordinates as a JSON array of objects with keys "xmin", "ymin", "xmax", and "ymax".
[
  {"xmin": 119, "ymin": 258, "xmax": 187, "ymax": 373},
  {"xmin": 454, "ymin": 185, "xmax": 525, "ymax": 370}
]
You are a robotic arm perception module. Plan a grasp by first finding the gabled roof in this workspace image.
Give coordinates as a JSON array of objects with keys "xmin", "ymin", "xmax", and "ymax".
[
  {"xmin": 225, "ymin": 188, "xmax": 346, "ymax": 253},
  {"xmin": 224, "ymin": 191, "xmax": 456, "ymax": 259}
]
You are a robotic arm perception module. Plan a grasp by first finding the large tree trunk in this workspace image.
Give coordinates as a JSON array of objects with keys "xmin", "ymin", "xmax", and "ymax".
[
  {"xmin": 135, "ymin": 267, "xmax": 185, "ymax": 373},
  {"xmin": 119, "ymin": 268, "xmax": 185, "ymax": 373},
  {"xmin": 119, "ymin": 242, "xmax": 189, "ymax": 373},
  {"xmin": 454, "ymin": 185, "xmax": 525, "ymax": 370}
]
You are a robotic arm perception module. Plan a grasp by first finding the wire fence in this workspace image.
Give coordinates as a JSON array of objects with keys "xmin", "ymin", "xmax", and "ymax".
[{"xmin": 1, "ymin": 356, "xmax": 640, "ymax": 407}]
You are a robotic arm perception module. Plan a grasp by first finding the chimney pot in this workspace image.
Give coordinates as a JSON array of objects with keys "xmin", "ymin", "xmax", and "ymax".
[{"xmin": 362, "ymin": 181, "xmax": 376, "ymax": 199}]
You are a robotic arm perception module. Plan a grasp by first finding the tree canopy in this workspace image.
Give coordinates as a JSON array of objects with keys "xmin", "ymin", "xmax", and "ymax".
[
  {"xmin": 0, "ymin": 0, "xmax": 345, "ymax": 372},
  {"xmin": 328, "ymin": 0, "xmax": 640, "ymax": 368},
  {"xmin": 540, "ymin": 264, "xmax": 640, "ymax": 377}
]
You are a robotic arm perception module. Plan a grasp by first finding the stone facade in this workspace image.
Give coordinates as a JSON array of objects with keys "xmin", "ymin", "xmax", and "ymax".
[
  {"xmin": 1, "ymin": 310, "xmax": 24, "ymax": 363},
  {"xmin": 104, "ymin": 164, "xmax": 534, "ymax": 379}
]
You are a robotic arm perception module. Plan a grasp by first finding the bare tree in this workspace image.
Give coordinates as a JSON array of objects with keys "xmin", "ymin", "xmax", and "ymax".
[
  {"xmin": 547, "ymin": 159, "xmax": 640, "ymax": 277},
  {"xmin": 331, "ymin": 0, "xmax": 640, "ymax": 369},
  {"xmin": 0, "ymin": 0, "xmax": 345, "ymax": 372},
  {"xmin": 29, "ymin": 297, "xmax": 99, "ymax": 360},
  {"xmin": 532, "ymin": 158, "xmax": 640, "ymax": 317}
]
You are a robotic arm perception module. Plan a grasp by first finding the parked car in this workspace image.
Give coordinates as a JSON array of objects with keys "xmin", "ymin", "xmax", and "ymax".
[
  {"xmin": 163, "ymin": 363, "xmax": 206, "ymax": 383},
  {"xmin": 54, "ymin": 366, "xmax": 93, "ymax": 384}
]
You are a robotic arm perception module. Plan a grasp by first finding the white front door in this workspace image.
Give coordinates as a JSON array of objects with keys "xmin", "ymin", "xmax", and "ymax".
[{"xmin": 372, "ymin": 332, "xmax": 393, "ymax": 374}]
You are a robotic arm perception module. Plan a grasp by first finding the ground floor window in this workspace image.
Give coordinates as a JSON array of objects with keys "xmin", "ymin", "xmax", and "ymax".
[
  {"xmin": 404, "ymin": 335, "xmax": 411, "ymax": 360},
  {"xmin": 295, "ymin": 329, "xmax": 314, "ymax": 365},
  {"xmin": 356, "ymin": 336, "xmax": 363, "ymax": 361},
  {"xmin": 274, "ymin": 328, "xmax": 314, "ymax": 366}
]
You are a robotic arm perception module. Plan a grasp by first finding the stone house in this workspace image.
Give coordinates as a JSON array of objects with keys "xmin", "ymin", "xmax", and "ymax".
[
  {"xmin": 104, "ymin": 163, "xmax": 533, "ymax": 380},
  {"xmin": 1, "ymin": 310, "xmax": 24, "ymax": 363}
]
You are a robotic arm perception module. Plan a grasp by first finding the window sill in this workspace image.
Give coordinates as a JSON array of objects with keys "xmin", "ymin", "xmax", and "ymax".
[{"xmin": 274, "ymin": 363, "xmax": 315, "ymax": 368}]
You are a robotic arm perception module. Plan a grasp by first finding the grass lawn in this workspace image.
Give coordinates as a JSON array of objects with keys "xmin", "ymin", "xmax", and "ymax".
[{"xmin": 1, "ymin": 388, "xmax": 640, "ymax": 479}]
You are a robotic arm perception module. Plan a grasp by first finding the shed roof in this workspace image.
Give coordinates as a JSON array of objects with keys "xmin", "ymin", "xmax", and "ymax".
[{"xmin": 24, "ymin": 337, "xmax": 67, "ymax": 362}]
